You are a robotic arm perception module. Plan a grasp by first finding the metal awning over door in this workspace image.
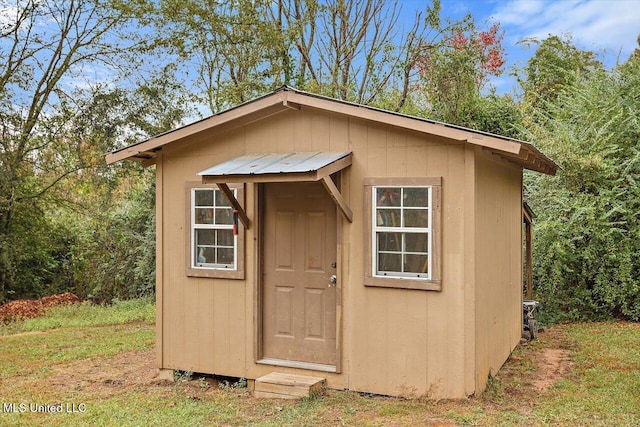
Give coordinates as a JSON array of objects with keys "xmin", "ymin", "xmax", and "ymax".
[{"xmin": 197, "ymin": 152, "xmax": 353, "ymax": 228}]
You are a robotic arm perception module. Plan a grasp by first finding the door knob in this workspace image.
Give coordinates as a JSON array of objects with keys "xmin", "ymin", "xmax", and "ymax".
[{"xmin": 329, "ymin": 275, "xmax": 337, "ymax": 287}]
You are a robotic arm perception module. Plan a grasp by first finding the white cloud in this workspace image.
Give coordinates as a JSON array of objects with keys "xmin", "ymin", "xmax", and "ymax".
[
  {"xmin": 491, "ymin": 0, "xmax": 640, "ymax": 57},
  {"xmin": 0, "ymin": 2, "xmax": 20, "ymax": 29}
]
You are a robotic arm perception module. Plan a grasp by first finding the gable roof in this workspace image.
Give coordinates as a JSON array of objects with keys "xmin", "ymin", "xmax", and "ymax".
[{"xmin": 105, "ymin": 86, "xmax": 557, "ymax": 175}]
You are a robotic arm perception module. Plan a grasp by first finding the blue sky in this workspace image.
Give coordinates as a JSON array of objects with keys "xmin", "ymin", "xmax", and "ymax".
[
  {"xmin": 401, "ymin": 0, "xmax": 640, "ymax": 93},
  {"xmin": 2, "ymin": 0, "xmax": 638, "ymax": 101}
]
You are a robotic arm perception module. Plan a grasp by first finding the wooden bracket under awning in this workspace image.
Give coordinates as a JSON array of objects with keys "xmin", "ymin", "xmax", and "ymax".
[
  {"xmin": 216, "ymin": 183, "xmax": 251, "ymax": 229},
  {"xmin": 198, "ymin": 152, "xmax": 354, "ymax": 229},
  {"xmin": 320, "ymin": 176, "xmax": 353, "ymax": 222}
]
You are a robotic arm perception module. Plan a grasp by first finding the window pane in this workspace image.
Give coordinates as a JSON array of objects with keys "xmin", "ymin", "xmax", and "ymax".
[
  {"xmin": 195, "ymin": 208, "xmax": 214, "ymax": 224},
  {"xmin": 196, "ymin": 247, "xmax": 215, "ymax": 265},
  {"xmin": 217, "ymin": 248, "xmax": 234, "ymax": 264},
  {"xmin": 196, "ymin": 229, "xmax": 216, "ymax": 246},
  {"xmin": 195, "ymin": 190, "xmax": 213, "ymax": 206},
  {"xmin": 215, "ymin": 208, "xmax": 233, "ymax": 225},
  {"xmin": 376, "ymin": 209, "xmax": 401, "ymax": 227},
  {"xmin": 378, "ymin": 232, "xmax": 401, "ymax": 252},
  {"xmin": 405, "ymin": 233, "xmax": 428, "ymax": 253},
  {"xmin": 378, "ymin": 253, "xmax": 401, "ymax": 273},
  {"xmin": 217, "ymin": 229, "xmax": 234, "ymax": 246},
  {"xmin": 404, "ymin": 254, "xmax": 429, "ymax": 274},
  {"xmin": 376, "ymin": 188, "xmax": 401, "ymax": 207},
  {"xmin": 403, "ymin": 188, "xmax": 428, "ymax": 207},
  {"xmin": 404, "ymin": 209, "xmax": 428, "ymax": 228},
  {"xmin": 215, "ymin": 190, "xmax": 231, "ymax": 207}
]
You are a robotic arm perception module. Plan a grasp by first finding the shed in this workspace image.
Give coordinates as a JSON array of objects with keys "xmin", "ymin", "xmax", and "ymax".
[{"xmin": 106, "ymin": 86, "xmax": 556, "ymax": 398}]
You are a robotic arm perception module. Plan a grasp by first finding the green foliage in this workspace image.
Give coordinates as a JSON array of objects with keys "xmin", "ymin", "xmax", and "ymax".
[
  {"xmin": 417, "ymin": 19, "xmax": 507, "ymax": 126},
  {"xmin": 451, "ymin": 93, "xmax": 524, "ymax": 138},
  {"xmin": 0, "ymin": 1, "xmax": 182, "ymax": 303},
  {"xmin": 68, "ymin": 171, "xmax": 157, "ymax": 302},
  {"xmin": 537, "ymin": 323, "xmax": 640, "ymax": 424},
  {"xmin": 0, "ymin": 325, "xmax": 154, "ymax": 379},
  {"xmin": 0, "ymin": 297, "xmax": 155, "ymax": 336},
  {"xmin": 218, "ymin": 377, "xmax": 248, "ymax": 390},
  {"xmin": 522, "ymin": 49, "xmax": 640, "ymax": 322},
  {"xmin": 519, "ymin": 34, "xmax": 603, "ymax": 108},
  {"xmin": 0, "ymin": 204, "xmax": 74, "ymax": 302}
]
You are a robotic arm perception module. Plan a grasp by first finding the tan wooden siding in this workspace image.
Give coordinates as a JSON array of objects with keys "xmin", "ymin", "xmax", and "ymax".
[
  {"xmin": 155, "ymin": 152, "xmax": 164, "ymax": 369},
  {"xmin": 473, "ymin": 148, "xmax": 523, "ymax": 392},
  {"xmin": 159, "ymin": 108, "xmax": 349, "ymax": 388},
  {"xmin": 158, "ymin": 107, "xmax": 510, "ymax": 398},
  {"xmin": 344, "ymin": 118, "xmax": 470, "ymax": 398}
]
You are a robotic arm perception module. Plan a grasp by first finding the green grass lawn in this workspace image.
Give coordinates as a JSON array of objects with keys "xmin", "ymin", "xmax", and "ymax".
[{"xmin": 0, "ymin": 300, "xmax": 638, "ymax": 426}]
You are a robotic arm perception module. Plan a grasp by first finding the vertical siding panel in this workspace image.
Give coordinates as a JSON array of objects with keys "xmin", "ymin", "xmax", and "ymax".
[
  {"xmin": 155, "ymin": 152, "xmax": 164, "ymax": 369},
  {"xmin": 367, "ymin": 125, "xmax": 389, "ymax": 390},
  {"xmin": 404, "ymin": 138, "xmax": 428, "ymax": 394},
  {"xmin": 367, "ymin": 124, "xmax": 387, "ymax": 176},
  {"xmin": 198, "ymin": 279, "xmax": 215, "ymax": 373},
  {"xmin": 405, "ymin": 291, "xmax": 428, "ymax": 395},
  {"xmin": 227, "ymin": 127, "xmax": 246, "ymax": 158},
  {"xmin": 277, "ymin": 113, "xmax": 295, "ymax": 152},
  {"xmin": 329, "ymin": 114, "xmax": 350, "ymax": 152},
  {"xmin": 406, "ymin": 146, "xmax": 428, "ymax": 177},
  {"xmin": 423, "ymin": 143, "xmax": 468, "ymax": 397},
  {"xmin": 513, "ymin": 169, "xmax": 523, "ymax": 345},
  {"xmin": 244, "ymin": 116, "xmax": 278, "ymax": 153},
  {"xmin": 164, "ymin": 163, "xmax": 186, "ymax": 368},
  {"xmin": 228, "ymin": 281, "xmax": 246, "ymax": 374},
  {"xmin": 463, "ymin": 146, "xmax": 477, "ymax": 396},
  {"xmin": 183, "ymin": 280, "xmax": 200, "ymax": 370},
  {"xmin": 425, "ymin": 143, "xmax": 448, "ymax": 393},
  {"xmin": 386, "ymin": 291, "xmax": 408, "ymax": 393},
  {"xmin": 445, "ymin": 144, "xmax": 467, "ymax": 397},
  {"xmin": 293, "ymin": 110, "xmax": 312, "ymax": 150},
  {"xmin": 366, "ymin": 288, "xmax": 388, "ymax": 390},
  {"xmin": 310, "ymin": 111, "xmax": 331, "ymax": 151},
  {"xmin": 245, "ymin": 183, "xmax": 257, "ymax": 374},
  {"xmin": 213, "ymin": 282, "xmax": 230, "ymax": 373},
  {"xmin": 345, "ymin": 118, "xmax": 368, "ymax": 390},
  {"xmin": 385, "ymin": 129, "xmax": 407, "ymax": 175}
]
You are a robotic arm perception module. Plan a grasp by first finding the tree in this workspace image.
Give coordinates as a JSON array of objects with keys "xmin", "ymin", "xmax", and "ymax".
[
  {"xmin": 0, "ymin": 0, "xmax": 177, "ymax": 301},
  {"xmin": 518, "ymin": 34, "xmax": 603, "ymax": 108},
  {"xmin": 152, "ymin": 0, "xmax": 460, "ymax": 113},
  {"xmin": 416, "ymin": 20, "xmax": 506, "ymax": 125},
  {"xmin": 156, "ymin": 0, "xmax": 286, "ymax": 112},
  {"xmin": 521, "ymin": 46, "xmax": 640, "ymax": 321}
]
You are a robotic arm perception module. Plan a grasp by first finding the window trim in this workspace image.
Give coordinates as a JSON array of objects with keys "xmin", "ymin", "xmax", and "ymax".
[
  {"xmin": 185, "ymin": 182, "xmax": 245, "ymax": 279},
  {"xmin": 364, "ymin": 177, "xmax": 442, "ymax": 291}
]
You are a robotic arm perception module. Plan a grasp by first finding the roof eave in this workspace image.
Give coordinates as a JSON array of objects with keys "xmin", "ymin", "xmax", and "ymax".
[{"xmin": 105, "ymin": 86, "xmax": 557, "ymax": 175}]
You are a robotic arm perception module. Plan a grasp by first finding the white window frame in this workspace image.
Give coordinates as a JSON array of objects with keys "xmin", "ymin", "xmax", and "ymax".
[
  {"xmin": 363, "ymin": 177, "xmax": 441, "ymax": 291},
  {"xmin": 190, "ymin": 187, "xmax": 238, "ymax": 271},
  {"xmin": 185, "ymin": 182, "xmax": 245, "ymax": 280},
  {"xmin": 371, "ymin": 186, "xmax": 432, "ymax": 280}
]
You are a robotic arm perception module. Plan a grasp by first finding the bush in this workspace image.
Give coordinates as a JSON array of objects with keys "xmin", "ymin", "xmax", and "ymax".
[
  {"xmin": 523, "ymin": 55, "xmax": 640, "ymax": 322},
  {"xmin": 70, "ymin": 174, "xmax": 156, "ymax": 303}
]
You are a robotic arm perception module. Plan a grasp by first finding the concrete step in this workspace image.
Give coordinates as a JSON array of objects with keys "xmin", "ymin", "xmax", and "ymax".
[{"xmin": 254, "ymin": 372, "xmax": 326, "ymax": 400}]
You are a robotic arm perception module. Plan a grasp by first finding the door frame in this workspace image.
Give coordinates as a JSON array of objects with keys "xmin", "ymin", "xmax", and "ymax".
[{"xmin": 253, "ymin": 177, "xmax": 344, "ymax": 374}]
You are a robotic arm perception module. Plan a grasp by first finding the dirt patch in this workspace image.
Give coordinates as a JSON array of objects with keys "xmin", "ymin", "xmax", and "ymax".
[
  {"xmin": 479, "ymin": 324, "xmax": 575, "ymax": 424},
  {"xmin": 47, "ymin": 349, "xmax": 161, "ymax": 395},
  {"xmin": 532, "ymin": 348, "xmax": 573, "ymax": 391},
  {"xmin": 37, "ymin": 325, "xmax": 576, "ymax": 411}
]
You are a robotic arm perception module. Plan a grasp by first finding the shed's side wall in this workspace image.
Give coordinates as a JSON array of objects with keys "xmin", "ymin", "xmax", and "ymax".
[
  {"xmin": 473, "ymin": 148, "xmax": 523, "ymax": 392},
  {"xmin": 157, "ymin": 107, "xmax": 473, "ymax": 398}
]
